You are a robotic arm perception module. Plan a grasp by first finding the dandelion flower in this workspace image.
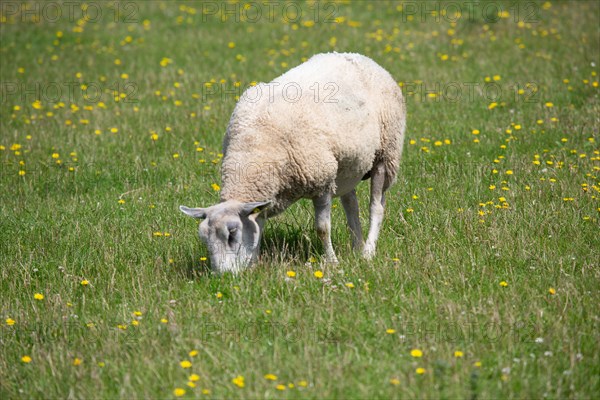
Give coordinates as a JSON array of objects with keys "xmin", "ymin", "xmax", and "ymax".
[
  {"xmin": 189, "ymin": 373, "xmax": 200, "ymax": 382},
  {"xmin": 34, "ymin": 293, "xmax": 44, "ymax": 300},
  {"xmin": 264, "ymin": 374, "xmax": 277, "ymax": 380},
  {"xmin": 6, "ymin": 318, "xmax": 16, "ymax": 326},
  {"xmin": 386, "ymin": 328, "xmax": 396, "ymax": 334},
  {"xmin": 500, "ymin": 281, "xmax": 508, "ymax": 287},
  {"xmin": 410, "ymin": 349, "xmax": 423, "ymax": 358},
  {"xmin": 160, "ymin": 58, "xmax": 173, "ymax": 67},
  {"xmin": 21, "ymin": 355, "xmax": 32, "ymax": 363},
  {"xmin": 473, "ymin": 361, "xmax": 482, "ymax": 367},
  {"xmin": 232, "ymin": 375, "xmax": 245, "ymax": 388},
  {"xmin": 345, "ymin": 282, "xmax": 355, "ymax": 288},
  {"xmin": 173, "ymin": 388, "xmax": 186, "ymax": 397},
  {"xmin": 73, "ymin": 358, "xmax": 82, "ymax": 366},
  {"xmin": 548, "ymin": 287, "xmax": 556, "ymax": 295},
  {"xmin": 314, "ymin": 270, "xmax": 324, "ymax": 279},
  {"xmin": 81, "ymin": 280, "xmax": 89, "ymax": 286},
  {"xmin": 454, "ymin": 350, "xmax": 464, "ymax": 358},
  {"xmin": 180, "ymin": 360, "xmax": 192, "ymax": 369},
  {"xmin": 189, "ymin": 350, "xmax": 198, "ymax": 357},
  {"xmin": 276, "ymin": 384, "xmax": 286, "ymax": 391},
  {"xmin": 390, "ymin": 378, "xmax": 400, "ymax": 385},
  {"xmin": 416, "ymin": 367, "xmax": 426, "ymax": 374}
]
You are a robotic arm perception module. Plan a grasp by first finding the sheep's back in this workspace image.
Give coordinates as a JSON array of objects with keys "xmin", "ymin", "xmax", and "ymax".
[{"xmin": 222, "ymin": 53, "xmax": 404, "ymax": 206}]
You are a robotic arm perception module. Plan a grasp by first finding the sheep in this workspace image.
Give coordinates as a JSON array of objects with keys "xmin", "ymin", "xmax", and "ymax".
[{"xmin": 180, "ymin": 52, "xmax": 406, "ymax": 273}]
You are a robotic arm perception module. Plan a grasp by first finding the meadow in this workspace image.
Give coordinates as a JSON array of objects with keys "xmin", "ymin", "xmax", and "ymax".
[{"xmin": 1, "ymin": 1, "xmax": 599, "ymax": 398}]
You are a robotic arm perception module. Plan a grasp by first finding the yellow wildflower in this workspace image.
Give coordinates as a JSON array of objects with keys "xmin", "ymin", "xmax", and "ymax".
[{"xmin": 411, "ymin": 349, "xmax": 423, "ymax": 357}]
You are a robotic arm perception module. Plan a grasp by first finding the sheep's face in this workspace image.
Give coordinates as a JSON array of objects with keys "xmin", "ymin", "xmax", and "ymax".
[{"xmin": 180, "ymin": 200, "xmax": 271, "ymax": 274}]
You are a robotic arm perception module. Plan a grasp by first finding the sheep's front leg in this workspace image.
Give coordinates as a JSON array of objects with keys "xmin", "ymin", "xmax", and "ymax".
[
  {"xmin": 364, "ymin": 162, "xmax": 386, "ymax": 259},
  {"xmin": 340, "ymin": 189, "xmax": 364, "ymax": 251},
  {"xmin": 313, "ymin": 192, "xmax": 338, "ymax": 264}
]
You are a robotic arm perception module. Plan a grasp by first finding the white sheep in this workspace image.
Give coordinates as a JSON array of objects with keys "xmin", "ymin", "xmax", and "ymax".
[{"xmin": 181, "ymin": 52, "xmax": 406, "ymax": 273}]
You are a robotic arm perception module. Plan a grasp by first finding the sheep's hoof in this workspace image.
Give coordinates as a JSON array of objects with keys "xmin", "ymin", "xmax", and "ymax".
[
  {"xmin": 362, "ymin": 245, "xmax": 376, "ymax": 260},
  {"xmin": 326, "ymin": 257, "xmax": 339, "ymax": 265},
  {"xmin": 352, "ymin": 242, "xmax": 365, "ymax": 252}
]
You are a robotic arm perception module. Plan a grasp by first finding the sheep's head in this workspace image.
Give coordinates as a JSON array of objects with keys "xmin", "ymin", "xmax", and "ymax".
[{"xmin": 179, "ymin": 200, "xmax": 271, "ymax": 274}]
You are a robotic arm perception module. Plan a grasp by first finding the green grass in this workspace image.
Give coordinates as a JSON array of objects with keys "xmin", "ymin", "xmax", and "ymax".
[{"xmin": 1, "ymin": 1, "xmax": 599, "ymax": 398}]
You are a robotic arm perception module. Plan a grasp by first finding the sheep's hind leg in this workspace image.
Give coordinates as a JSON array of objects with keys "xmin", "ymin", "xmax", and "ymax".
[
  {"xmin": 340, "ymin": 189, "xmax": 364, "ymax": 251},
  {"xmin": 313, "ymin": 192, "xmax": 338, "ymax": 264},
  {"xmin": 364, "ymin": 162, "xmax": 387, "ymax": 259}
]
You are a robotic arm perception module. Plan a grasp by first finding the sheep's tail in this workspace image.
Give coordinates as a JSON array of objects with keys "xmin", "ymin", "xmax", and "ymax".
[{"xmin": 378, "ymin": 88, "xmax": 406, "ymax": 190}]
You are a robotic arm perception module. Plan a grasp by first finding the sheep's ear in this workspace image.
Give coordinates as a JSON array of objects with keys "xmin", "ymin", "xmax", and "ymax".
[
  {"xmin": 179, "ymin": 205, "xmax": 207, "ymax": 219},
  {"xmin": 240, "ymin": 201, "xmax": 271, "ymax": 217}
]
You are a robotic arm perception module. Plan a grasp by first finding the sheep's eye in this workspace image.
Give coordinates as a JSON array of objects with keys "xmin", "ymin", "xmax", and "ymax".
[{"xmin": 228, "ymin": 228, "xmax": 238, "ymax": 245}]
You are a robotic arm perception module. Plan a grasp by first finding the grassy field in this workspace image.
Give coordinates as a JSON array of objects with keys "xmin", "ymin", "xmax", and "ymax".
[{"xmin": 1, "ymin": 1, "xmax": 599, "ymax": 398}]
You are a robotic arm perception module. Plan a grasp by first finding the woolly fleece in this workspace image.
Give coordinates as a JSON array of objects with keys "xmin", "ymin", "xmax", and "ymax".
[{"xmin": 220, "ymin": 52, "xmax": 406, "ymax": 215}]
